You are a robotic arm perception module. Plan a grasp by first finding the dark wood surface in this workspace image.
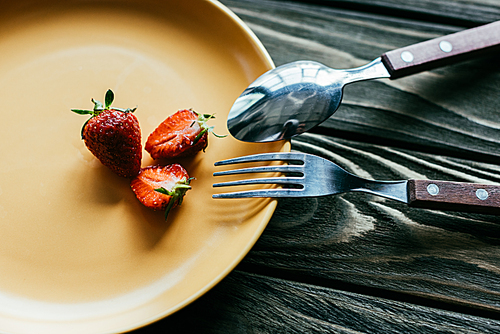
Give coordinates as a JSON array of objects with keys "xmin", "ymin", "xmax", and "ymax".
[{"xmin": 135, "ymin": 0, "xmax": 500, "ymax": 332}]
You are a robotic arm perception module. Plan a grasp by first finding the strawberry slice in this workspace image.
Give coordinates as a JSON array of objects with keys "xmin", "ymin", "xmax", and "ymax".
[
  {"xmin": 130, "ymin": 164, "xmax": 193, "ymax": 220},
  {"xmin": 145, "ymin": 109, "xmax": 224, "ymax": 159},
  {"xmin": 71, "ymin": 89, "xmax": 141, "ymax": 178}
]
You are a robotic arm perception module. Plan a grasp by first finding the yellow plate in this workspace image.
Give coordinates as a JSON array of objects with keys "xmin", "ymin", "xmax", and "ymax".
[{"xmin": 0, "ymin": 0, "xmax": 288, "ymax": 332}]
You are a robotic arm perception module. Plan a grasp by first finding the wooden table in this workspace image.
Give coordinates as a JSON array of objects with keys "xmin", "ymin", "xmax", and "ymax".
[{"xmin": 136, "ymin": 0, "xmax": 500, "ymax": 332}]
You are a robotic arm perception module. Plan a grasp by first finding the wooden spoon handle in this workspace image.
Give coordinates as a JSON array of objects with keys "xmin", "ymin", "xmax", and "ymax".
[
  {"xmin": 381, "ymin": 21, "xmax": 500, "ymax": 79},
  {"xmin": 407, "ymin": 179, "xmax": 500, "ymax": 214}
]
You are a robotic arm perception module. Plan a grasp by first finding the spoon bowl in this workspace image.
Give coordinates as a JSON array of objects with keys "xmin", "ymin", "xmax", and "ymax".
[{"xmin": 227, "ymin": 59, "xmax": 388, "ymax": 142}]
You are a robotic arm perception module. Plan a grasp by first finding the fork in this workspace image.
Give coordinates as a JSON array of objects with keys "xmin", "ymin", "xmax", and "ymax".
[{"xmin": 212, "ymin": 152, "xmax": 500, "ymax": 215}]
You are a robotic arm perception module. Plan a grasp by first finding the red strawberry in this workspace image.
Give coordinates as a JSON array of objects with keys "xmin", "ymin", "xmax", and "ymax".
[
  {"xmin": 130, "ymin": 164, "xmax": 193, "ymax": 220},
  {"xmin": 72, "ymin": 89, "xmax": 142, "ymax": 178},
  {"xmin": 145, "ymin": 109, "xmax": 225, "ymax": 159}
]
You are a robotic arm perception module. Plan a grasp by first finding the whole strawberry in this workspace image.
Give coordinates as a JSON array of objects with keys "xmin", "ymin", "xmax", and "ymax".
[{"xmin": 72, "ymin": 89, "xmax": 142, "ymax": 178}]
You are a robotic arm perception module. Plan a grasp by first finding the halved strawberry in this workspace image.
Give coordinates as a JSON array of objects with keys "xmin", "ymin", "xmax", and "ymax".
[
  {"xmin": 145, "ymin": 109, "xmax": 225, "ymax": 159},
  {"xmin": 72, "ymin": 89, "xmax": 141, "ymax": 178},
  {"xmin": 130, "ymin": 164, "xmax": 193, "ymax": 220}
]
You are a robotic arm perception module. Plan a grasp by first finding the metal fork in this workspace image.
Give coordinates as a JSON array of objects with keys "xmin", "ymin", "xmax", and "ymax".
[{"xmin": 213, "ymin": 152, "xmax": 500, "ymax": 215}]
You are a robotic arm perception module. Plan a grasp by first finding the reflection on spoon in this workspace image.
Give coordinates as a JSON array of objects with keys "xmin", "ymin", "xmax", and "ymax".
[{"xmin": 227, "ymin": 59, "xmax": 387, "ymax": 142}]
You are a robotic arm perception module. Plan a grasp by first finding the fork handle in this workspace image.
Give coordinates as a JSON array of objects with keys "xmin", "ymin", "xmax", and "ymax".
[
  {"xmin": 407, "ymin": 180, "xmax": 500, "ymax": 214},
  {"xmin": 381, "ymin": 21, "xmax": 500, "ymax": 79}
]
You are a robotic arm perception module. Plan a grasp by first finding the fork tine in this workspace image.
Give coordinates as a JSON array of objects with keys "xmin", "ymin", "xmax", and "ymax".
[
  {"xmin": 212, "ymin": 188, "xmax": 301, "ymax": 199},
  {"xmin": 213, "ymin": 177, "xmax": 303, "ymax": 188},
  {"xmin": 213, "ymin": 152, "xmax": 306, "ymax": 199},
  {"xmin": 213, "ymin": 165, "xmax": 303, "ymax": 176},
  {"xmin": 214, "ymin": 152, "xmax": 304, "ymax": 166}
]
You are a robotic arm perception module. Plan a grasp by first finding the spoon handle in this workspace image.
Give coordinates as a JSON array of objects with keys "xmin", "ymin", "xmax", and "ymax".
[
  {"xmin": 407, "ymin": 179, "xmax": 500, "ymax": 214},
  {"xmin": 381, "ymin": 21, "xmax": 500, "ymax": 79}
]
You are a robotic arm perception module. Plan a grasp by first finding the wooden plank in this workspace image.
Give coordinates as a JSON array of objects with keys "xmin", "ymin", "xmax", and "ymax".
[
  {"xmin": 279, "ymin": 0, "xmax": 500, "ymax": 26},
  {"xmin": 239, "ymin": 133, "xmax": 500, "ymax": 316},
  {"xmin": 133, "ymin": 1, "xmax": 500, "ymax": 332},
  {"xmin": 138, "ymin": 271, "xmax": 500, "ymax": 333},
  {"xmin": 222, "ymin": 0, "xmax": 500, "ymax": 163}
]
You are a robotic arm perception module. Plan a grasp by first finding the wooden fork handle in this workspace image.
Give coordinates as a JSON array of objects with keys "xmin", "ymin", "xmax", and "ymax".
[
  {"xmin": 381, "ymin": 21, "xmax": 500, "ymax": 79},
  {"xmin": 407, "ymin": 180, "xmax": 500, "ymax": 215}
]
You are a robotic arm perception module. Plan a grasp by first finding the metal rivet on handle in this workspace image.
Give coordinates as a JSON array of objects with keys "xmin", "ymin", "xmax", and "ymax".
[
  {"xmin": 401, "ymin": 51, "xmax": 414, "ymax": 63},
  {"xmin": 427, "ymin": 184, "xmax": 439, "ymax": 196},
  {"xmin": 476, "ymin": 189, "xmax": 489, "ymax": 200},
  {"xmin": 439, "ymin": 40, "xmax": 453, "ymax": 53}
]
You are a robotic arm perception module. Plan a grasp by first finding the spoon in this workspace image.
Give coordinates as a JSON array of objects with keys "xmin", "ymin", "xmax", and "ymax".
[{"xmin": 227, "ymin": 20, "xmax": 500, "ymax": 143}]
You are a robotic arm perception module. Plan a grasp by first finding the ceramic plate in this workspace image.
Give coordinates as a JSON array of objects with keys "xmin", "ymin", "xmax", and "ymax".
[{"xmin": 0, "ymin": 0, "xmax": 288, "ymax": 332}]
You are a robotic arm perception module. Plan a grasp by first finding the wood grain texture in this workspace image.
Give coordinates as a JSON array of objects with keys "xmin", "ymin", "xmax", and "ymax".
[
  {"xmin": 225, "ymin": 0, "xmax": 500, "ymax": 163},
  {"xmin": 134, "ymin": 0, "xmax": 500, "ymax": 332},
  {"xmin": 244, "ymin": 133, "xmax": 500, "ymax": 315},
  {"xmin": 140, "ymin": 271, "xmax": 500, "ymax": 333},
  {"xmin": 280, "ymin": 0, "xmax": 500, "ymax": 26}
]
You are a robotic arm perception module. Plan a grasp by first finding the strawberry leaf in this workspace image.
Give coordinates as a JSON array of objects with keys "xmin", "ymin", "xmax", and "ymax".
[
  {"xmin": 191, "ymin": 110, "xmax": 228, "ymax": 144},
  {"xmin": 72, "ymin": 89, "xmax": 137, "ymax": 139},
  {"xmin": 154, "ymin": 187, "xmax": 172, "ymax": 196},
  {"xmin": 193, "ymin": 127, "xmax": 209, "ymax": 145},
  {"xmin": 163, "ymin": 198, "xmax": 177, "ymax": 221},
  {"xmin": 105, "ymin": 89, "xmax": 114, "ymax": 109},
  {"xmin": 71, "ymin": 109, "xmax": 93, "ymax": 115},
  {"xmin": 212, "ymin": 132, "xmax": 227, "ymax": 138},
  {"xmin": 113, "ymin": 106, "xmax": 137, "ymax": 113},
  {"xmin": 92, "ymin": 98, "xmax": 103, "ymax": 111},
  {"xmin": 154, "ymin": 177, "xmax": 194, "ymax": 221}
]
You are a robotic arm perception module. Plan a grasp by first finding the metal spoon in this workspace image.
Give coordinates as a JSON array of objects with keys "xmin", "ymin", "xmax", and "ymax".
[{"xmin": 227, "ymin": 21, "xmax": 500, "ymax": 143}]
